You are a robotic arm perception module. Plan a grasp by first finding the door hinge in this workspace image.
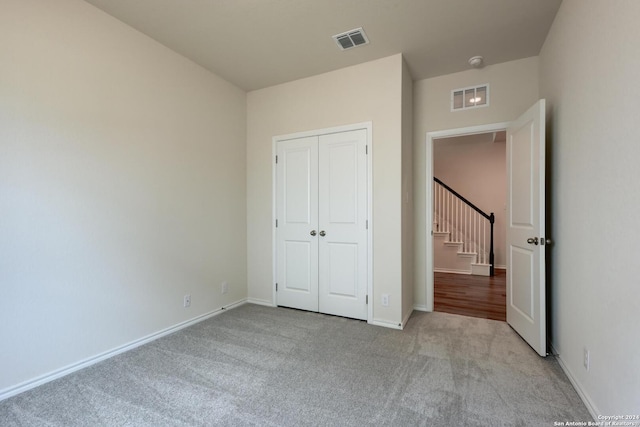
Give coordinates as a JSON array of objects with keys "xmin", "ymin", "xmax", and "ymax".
[
  {"xmin": 366, "ymin": 220, "xmax": 368, "ymax": 229},
  {"xmin": 365, "ymin": 145, "xmax": 368, "ymax": 155},
  {"xmin": 276, "ymin": 219, "xmax": 278, "ymax": 228},
  {"xmin": 275, "ymin": 155, "xmax": 278, "ymax": 164},
  {"xmin": 366, "ymin": 295, "xmax": 368, "ymax": 305},
  {"xmin": 275, "ymin": 283, "xmax": 278, "ymax": 291}
]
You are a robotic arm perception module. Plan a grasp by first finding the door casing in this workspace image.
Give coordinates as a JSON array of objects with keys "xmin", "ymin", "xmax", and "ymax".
[
  {"xmin": 272, "ymin": 122, "xmax": 373, "ymax": 323},
  {"xmin": 424, "ymin": 122, "xmax": 510, "ymax": 311}
]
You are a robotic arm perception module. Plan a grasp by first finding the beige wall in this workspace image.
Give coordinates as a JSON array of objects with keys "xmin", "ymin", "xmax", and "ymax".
[
  {"xmin": 433, "ymin": 133, "xmax": 506, "ymax": 267},
  {"xmin": 539, "ymin": 0, "xmax": 640, "ymax": 415},
  {"xmin": 401, "ymin": 59, "xmax": 414, "ymax": 323},
  {"xmin": 413, "ymin": 57, "xmax": 539, "ymax": 308},
  {"xmin": 246, "ymin": 54, "xmax": 406, "ymax": 326},
  {"xmin": 0, "ymin": 0, "xmax": 247, "ymax": 395}
]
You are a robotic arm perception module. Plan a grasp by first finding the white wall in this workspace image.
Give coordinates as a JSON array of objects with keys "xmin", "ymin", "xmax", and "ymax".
[
  {"xmin": 413, "ymin": 57, "xmax": 539, "ymax": 308},
  {"xmin": 0, "ymin": 0, "xmax": 247, "ymax": 396},
  {"xmin": 246, "ymin": 54, "xmax": 405, "ymax": 326},
  {"xmin": 539, "ymin": 0, "xmax": 640, "ymax": 415},
  {"xmin": 433, "ymin": 133, "xmax": 506, "ymax": 267}
]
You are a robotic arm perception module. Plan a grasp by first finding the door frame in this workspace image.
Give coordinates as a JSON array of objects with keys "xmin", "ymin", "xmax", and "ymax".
[
  {"xmin": 272, "ymin": 122, "xmax": 373, "ymax": 322},
  {"xmin": 425, "ymin": 122, "xmax": 509, "ymax": 311}
]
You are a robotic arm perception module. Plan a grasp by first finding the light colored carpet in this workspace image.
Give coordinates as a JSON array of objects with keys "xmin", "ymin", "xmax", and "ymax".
[{"xmin": 0, "ymin": 304, "xmax": 591, "ymax": 426}]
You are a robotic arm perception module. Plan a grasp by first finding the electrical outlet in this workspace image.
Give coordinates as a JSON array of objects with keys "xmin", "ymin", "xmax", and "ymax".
[
  {"xmin": 381, "ymin": 294, "xmax": 389, "ymax": 307},
  {"xmin": 583, "ymin": 348, "xmax": 590, "ymax": 371},
  {"xmin": 183, "ymin": 294, "xmax": 191, "ymax": 308},
  {"xmin": 221, "ymin": 281, "xmax": 228, "ymax": 294}
]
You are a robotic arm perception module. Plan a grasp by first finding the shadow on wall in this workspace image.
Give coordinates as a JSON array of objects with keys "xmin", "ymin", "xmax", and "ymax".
[{"xmin": 544, "ymin": 104, "xmax": 555, "ymax": 350}]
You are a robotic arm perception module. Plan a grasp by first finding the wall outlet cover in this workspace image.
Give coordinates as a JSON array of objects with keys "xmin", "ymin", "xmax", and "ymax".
[
  {"xmin": 583, "ymin": 348, "xmax": 590, "ymax": 371},
  {"xmin": 381, "ymin": 294, "xmax": 389, "ymax": 307}
]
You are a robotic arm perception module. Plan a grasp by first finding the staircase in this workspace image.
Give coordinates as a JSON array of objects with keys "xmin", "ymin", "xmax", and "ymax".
[{"xmin": 433, "ymin": 177, "xmax": 494, "ymax": 276}]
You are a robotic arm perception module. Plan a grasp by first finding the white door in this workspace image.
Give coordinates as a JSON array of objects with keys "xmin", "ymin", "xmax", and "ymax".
[
  {"xmin": 275, "ymin": 129, "xmax": 368, "ymax": 320},
  {"xmin": 275, "ymin": 136, "xmax": 319, "ymax": 312},
  {"xmin": 506, "ymin": 99, "xmax": 547, "ymax": 356},
  {"xmin": 318, "ymin": 130, "xmax": 368, "ymax": 320}
]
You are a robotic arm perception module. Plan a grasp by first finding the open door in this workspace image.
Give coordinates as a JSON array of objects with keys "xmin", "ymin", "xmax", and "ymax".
[{"xmin": 506, "ymin": 99, "xmax": 547, "ymax": 356}]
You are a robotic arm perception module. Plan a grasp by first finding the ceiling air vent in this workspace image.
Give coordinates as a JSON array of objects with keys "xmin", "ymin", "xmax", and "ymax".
[{"xmin": 333, "ymin": 27, "xmax": 369, "ymax": 50}]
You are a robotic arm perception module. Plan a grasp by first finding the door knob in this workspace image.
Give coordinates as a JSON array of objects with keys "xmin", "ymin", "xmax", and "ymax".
[
  {"xmin": 319, "ymin": 230, "xmax": 326, "ymax": 237},
  {"xmin": 310, "ymin": 230, "xmax": 317, "ymax": 236},
  {"xmin": 527, "ymin": 237, "xmax": 539, "ymax": 245}
]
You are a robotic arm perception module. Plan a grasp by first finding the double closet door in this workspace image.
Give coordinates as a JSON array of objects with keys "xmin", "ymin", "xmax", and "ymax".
[{"xmin": 276, "ymin": 129, "xmax": 368, "ymax": 320}]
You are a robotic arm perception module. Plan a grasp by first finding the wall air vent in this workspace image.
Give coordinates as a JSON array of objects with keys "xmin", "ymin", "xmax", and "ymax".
[
  {"xmin": 451, "ymin": 84, "xmax": 490, "ymax": 111},
  {"xmin": 332, "ymin": 27, "xmax": 369, "ymax": 50}
]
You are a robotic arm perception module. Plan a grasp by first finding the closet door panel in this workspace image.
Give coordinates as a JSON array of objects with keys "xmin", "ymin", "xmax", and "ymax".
[
  {"xmin": 275, "ymin": 136, "xmax": 319, "ymax": 312},
  {"xmin": 318, "ymin": 129, "xmax": 368, "ymax": 320}
]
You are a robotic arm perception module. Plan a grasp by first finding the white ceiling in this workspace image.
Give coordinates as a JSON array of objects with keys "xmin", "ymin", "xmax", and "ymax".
[{"xmin": 84, "ymin": 0, "xmax": 562, "ymax": 91}]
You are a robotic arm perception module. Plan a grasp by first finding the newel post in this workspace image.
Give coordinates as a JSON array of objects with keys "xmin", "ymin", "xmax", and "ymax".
[{"xmin": 489, "ymin": 213, "xmax": 495, "ymax": 276}]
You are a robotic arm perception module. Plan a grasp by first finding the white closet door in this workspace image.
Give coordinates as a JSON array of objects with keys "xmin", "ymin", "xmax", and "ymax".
[
  {"xmin": 275, "ymin": 136, "xmax": 319, "ymax": 312},
  {"xmin": 318, "ymin": 129, "xmax": 368, "ymax": 320}
]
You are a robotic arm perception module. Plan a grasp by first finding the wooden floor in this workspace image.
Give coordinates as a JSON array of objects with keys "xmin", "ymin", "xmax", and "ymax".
[{"xmin": 434, "ymin": 269, "xmax": 506, "ymax": 321}]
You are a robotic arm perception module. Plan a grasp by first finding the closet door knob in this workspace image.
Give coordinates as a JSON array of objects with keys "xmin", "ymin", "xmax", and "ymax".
[
  {"xmin": 310, "ymin": 230, "xmax": 317, "ymax": 236},
  {"xmin": 319, "ymin": 230, "xmax": 326, "ymax": 237}
]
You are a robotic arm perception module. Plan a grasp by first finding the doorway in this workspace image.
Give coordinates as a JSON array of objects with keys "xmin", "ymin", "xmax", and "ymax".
[
  {"xmin": 426, "ymin": 100, "xmax": 547, "ymax": 356},
  {"xmin": 425, "ymin": 122, "xmax": 510, "ymax": 314},
  {"xmin": 432, "ymin": 131, "xmax": 507, "ymax": 321}
]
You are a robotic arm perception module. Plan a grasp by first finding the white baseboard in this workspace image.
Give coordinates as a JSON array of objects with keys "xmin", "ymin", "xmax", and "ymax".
[
  {"xmin": 549, "ymin": 343, "xmax": 599, "ymax": 421},
  {"xmin": 434, "ymin": 268, "xmax": 472, "ymax": 275},
  {"xmin": 413, "ymin": 304, "xmax": 429, "ymax": 312},
  {"xmin": 246, "ymin": 297, "xmax": 275, "ymax": 307},
  {"xmin": 369, "ymin": 319, "xmax": 403, "ymax": 330},
  {"xmin": 0, "ymin": 298, "xmax": 247, "ymax": 402},
  {"xmin": 400, "ymin": 309, "xmax": 413, "ymax": 329}
]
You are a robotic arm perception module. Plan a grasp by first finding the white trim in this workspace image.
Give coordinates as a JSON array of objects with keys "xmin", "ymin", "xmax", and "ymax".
[
  {"xmin": 426, "ymin": 122, "xmax": 510, "ymax": 313},
  {"xmin": 401, "ymin": 308, "xmax": 412, "ymax": 329},
  {"xmin": 246, "ymin": 298, "xmax": 276, "ymax": 307},
  {"xmin": 433, "ymin": 268, "xmax": 472, "ymax": 275},
  {"xmin": 365, "ymin": 124, "xmax": 374, "ymax": 324},
  {"xmin": 272, "ymin": 122, "xmax": 373, "ymax": 323},
  {"xmin": 0, "ymin": 299, "xmax": 247, "ymax": 402},
  {"xmin": 271, "ymin": 140, "xmax": 278, "ymax": 307},
  {"xmin": 549, "ymin": 344, "xmax": 599, "ymax": 420},
  {"xmin": 370, "ymin": 319, "xmax": 402, "ymax": 330},
  {"xmin": 413, "ymin": 304, "xmax": 429, "ymax": 312}
]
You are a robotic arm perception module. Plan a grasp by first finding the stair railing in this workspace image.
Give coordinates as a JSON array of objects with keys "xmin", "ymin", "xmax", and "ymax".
[{"xmin": 433, "ymin": 177, "xmax": 495, "ymax": 276}]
